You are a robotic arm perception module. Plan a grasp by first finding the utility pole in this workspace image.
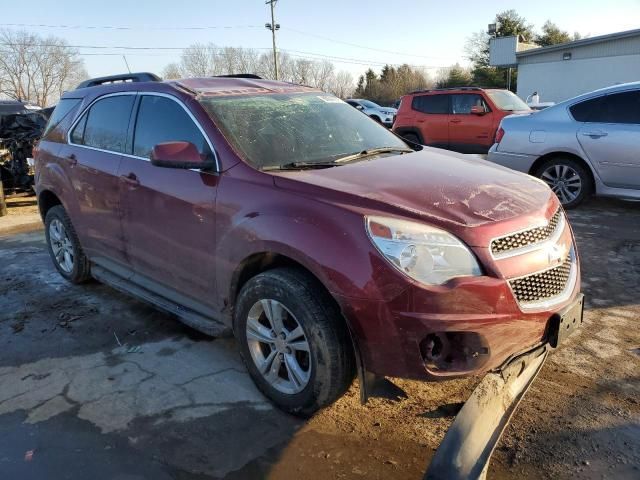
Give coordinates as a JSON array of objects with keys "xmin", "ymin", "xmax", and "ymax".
[{"xmin": 265, "ymin": 0, "xmax": 280, "ymax": 80}]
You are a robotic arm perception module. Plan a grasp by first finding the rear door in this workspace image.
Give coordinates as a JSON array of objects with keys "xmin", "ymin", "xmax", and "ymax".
[
  {"xmin": 574, "ymin": 90, "xmax": 640, "ymax": 189},
  {"xmin": 62, "ymin": 93, "xmax": 135, "ymax": 269},
  {"xmin": 411, "ymin": 94, "xmax": 449, "ymax": 148},
  {"xmin": 448, "ymin": 93, "xmax": 494, "ymax": 153},
  {"xmin": 119, "ymin": 93, "xmax": 219, "ymax": 306}
]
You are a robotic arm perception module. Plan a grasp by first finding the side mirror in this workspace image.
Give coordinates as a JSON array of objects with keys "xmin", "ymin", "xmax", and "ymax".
[
  {"xmin": 470, "ymin": 105, "xmax": 486, "ymax": 115},
  {"xmin": 355, "ymin": 105, "xmax": 365, "ymax": 111},
  {"xmin": 150, "ymin": 141, "xmax": 215, "ymax": 170}
]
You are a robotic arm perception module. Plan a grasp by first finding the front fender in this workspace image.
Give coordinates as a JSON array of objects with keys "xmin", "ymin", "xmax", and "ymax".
[{"xmin": 215, "ymin": 207, "xmax": 382, "ymax": 305}]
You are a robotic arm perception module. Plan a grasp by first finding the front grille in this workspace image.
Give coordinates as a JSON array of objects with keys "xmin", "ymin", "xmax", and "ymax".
[
  {"xmin": 491, "ymin": 210, "xmax": 562, "ymax": 255},
  {"xmin": 509, "ymin": 254, "xmax": 572, "ymax": 305}
]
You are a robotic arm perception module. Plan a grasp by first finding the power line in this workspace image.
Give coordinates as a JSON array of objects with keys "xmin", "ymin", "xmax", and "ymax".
[
  {"xmin": 0, "ymin": 43, "xmax": 447, "ymax": 69},
  {"xmin": 283, "ymin": 27, "xmax": 450, "ymax": 60},
  {"xmin": 0, "ymin": 23, "xmax": 264, "ymax": 31},
  {"xmin": 0, "ymin": 21, "xmax": 449, "ymax": 61}
]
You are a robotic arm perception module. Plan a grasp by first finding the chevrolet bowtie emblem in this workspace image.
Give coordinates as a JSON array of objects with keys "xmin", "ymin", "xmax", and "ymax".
[{"xmin": 548, "ymin": 244, "xmax": 565, "ymax": 265}]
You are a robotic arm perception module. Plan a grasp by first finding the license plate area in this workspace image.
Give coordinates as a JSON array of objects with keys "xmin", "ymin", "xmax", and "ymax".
[{"xmin": 548, "ymin": 294, "xmax": 584, "ymax": 348}]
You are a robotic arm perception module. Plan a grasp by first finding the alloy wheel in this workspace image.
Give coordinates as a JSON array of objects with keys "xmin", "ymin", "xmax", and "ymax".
[
  {"xmin": 540, "ymin": 164, "xmax": 582, "ymax": 205},
  {"xmin": 245, "ymin": 299, "xmax": 312, "ymax": 395},
  {"xmin": 49, "ymin": 218, "xmax": 74, "ymax": 273}
]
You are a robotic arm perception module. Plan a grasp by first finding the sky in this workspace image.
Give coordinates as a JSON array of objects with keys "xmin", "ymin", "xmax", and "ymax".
[{"xmin": 1, "ymin": 0, "xmax": 639, "ymax": 81}]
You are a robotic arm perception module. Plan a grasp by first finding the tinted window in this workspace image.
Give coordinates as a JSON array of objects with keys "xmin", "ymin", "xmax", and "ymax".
[
  {"xmin": 133, "ymin": 96, "xmax": 211, "ymax": 158},
  {"xmin": 412, "ymin": 95, "xmax": 448, "ymax": 114},
  {"xmin": 451, "ymin": 94, "xmax": 488, "ymax": 114},
  {"xmin": 588, "ymin": 91, "xmax": 640, "ymax": 124},
  {"xmin": 74, "ymin": 95, "xmax": 134, "ymax": 153},
  {"xmin": 43, "ymin": 98, "xmax": 81, "ymax": 138},
  {"xmin": 570, "ymin": 96, "xmax": 604, "ymax": 122}
]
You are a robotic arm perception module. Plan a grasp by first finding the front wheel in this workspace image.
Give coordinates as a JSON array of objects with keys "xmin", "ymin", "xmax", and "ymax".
[
  {"xmin": 235, "ymin": 268, "xmax": 355, "ymax": 416},
  {"xmin": 535, "ymin": 157, "xmax": 592, "ymax": 209}
]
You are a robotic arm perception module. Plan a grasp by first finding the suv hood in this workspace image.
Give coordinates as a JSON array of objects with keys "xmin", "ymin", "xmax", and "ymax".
[{"xmin": 272, "ymin": 147, "xmax": 552, "ymax": 229}]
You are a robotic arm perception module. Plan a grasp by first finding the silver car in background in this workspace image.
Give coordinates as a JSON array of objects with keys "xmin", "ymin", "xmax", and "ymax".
[
  {"xmin": 487, "ymin": 82, "xmax": 640, "ymax": 208},
  {"xmin": 345, "ymin": 99, "xmax": 397, "ymax": 127}
]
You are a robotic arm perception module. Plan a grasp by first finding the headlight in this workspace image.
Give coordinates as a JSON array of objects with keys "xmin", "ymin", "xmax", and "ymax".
[{"xmin": 366, "ymin": 216, "xmax": 482, "ymax": 285}]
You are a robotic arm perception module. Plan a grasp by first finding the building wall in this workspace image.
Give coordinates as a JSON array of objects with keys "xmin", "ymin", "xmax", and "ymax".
[
  {"xmin": 516, "ymin": 54, "xmax": 640, "ymax": 103},
  {"xmin": 518, "ymin": 35, "xmax": 640, "ymax": 65}
]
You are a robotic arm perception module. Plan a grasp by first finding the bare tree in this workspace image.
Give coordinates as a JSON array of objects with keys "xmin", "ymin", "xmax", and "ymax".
[
  {"xmin": 0, "ymin": 29, "xmax": 87, "ymax": 106},
  {"xmin": 329, "ymin": 71, "xmax": 354, "ymax": 98},
  {"xmin": 165, "ymin": 44, "xmax": 353, "ymax": 95},
  {"xmin": 162, "ymin": 62, "xmax": 183, "ymax": 80}
]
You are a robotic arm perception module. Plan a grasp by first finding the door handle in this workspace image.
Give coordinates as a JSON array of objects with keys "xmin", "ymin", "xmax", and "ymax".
[
  {"xmin": 65, "ymin": 153, "xmax": 77, "ymax": 166},
  {"xmin": 450, "ymin": 119, "xmax": 462, "ymax": 124},
  {"xmin": 120, "ymin": 172, "xmax": 140, "ymax": 187},
  {"xmin": 582, "ymin": 131, "xmax": 608, "ymax": 138}
]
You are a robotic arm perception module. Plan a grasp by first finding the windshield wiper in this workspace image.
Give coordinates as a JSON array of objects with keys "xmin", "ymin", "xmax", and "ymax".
[
  {"xmin": 261, "ymin": 161, "xmax": 341, "ymax": 171},
  {"xmin": 334, "ymin": 147, "xmax": 413, "ymax": 164}
]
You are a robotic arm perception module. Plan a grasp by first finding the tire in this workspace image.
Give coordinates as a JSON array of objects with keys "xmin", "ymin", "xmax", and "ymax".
[
  {"xmin": 534, "ymin": 157, "xmax": 593, "ymax": 209},
  {"xmin": 402, "ymin": 133, "xmax": 421, "ymax": 145},
  {"xmin": 235, "ymin": 268, "xmax": 355, "ymax": 416},
  {"xmin": 370, "ymin": 115, "xmax": 382, "ymax": 123},
  {"xmin": 44, "ymin": 205, "xmax": 91, "ymax": 283}
]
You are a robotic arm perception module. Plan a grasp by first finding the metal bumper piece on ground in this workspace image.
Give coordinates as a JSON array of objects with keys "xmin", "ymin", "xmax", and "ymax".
[{"xmin": 425, "ymin": 343, "xmax": 549, "ymax": 480}]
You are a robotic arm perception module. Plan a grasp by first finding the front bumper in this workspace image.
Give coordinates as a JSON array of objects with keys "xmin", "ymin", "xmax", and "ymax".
[
  {"xmin": 336, "ymin": 267, "xmax": 580, "ymax": 381},
  {"xmin": 486, "ymin": 144, "xmax": 538, "ymax": 173}
]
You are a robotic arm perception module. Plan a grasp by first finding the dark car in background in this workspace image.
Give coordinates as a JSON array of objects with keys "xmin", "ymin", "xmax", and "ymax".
[{"xmin": 35, "ymin": 73, "xmax": 582, "ymax": 416}]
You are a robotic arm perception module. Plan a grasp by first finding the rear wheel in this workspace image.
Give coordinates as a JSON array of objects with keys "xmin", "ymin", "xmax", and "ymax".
[
  {"xmin": 402, "ymin": 133, "xmax": 421, "ymax": 145},
  {"xmin": 44, "ymin": 205, "xmax": 91, "ymax": 283},
  {"xmin": 235, "ymin": 268, "xmax": 355, "ymax": 416},
  {"xmin": 535, "ymin": 157, "xmax": 592, "ymax": 209}
]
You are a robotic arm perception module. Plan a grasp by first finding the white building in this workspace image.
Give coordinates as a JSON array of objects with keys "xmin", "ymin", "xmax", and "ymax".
[{"xmin": 490, "ymin": 28, "xmax": 640, "ymax": 104}]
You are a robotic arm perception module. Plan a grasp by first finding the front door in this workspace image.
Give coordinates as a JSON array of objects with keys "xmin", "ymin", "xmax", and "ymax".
[
  {"xmin": 448, "ymin": 93, "xmax": 494, "ymax": 153},
  {"xmin": 119, "ymin": 93, "xmax": 219, "ymax": 306},
  {"xmin": 575, "ymin": 90, "xmax": 640, "ymax": 189},
  {"xmin": 64, "ymin": 93, "xmax": 136, "ymax": 268}
]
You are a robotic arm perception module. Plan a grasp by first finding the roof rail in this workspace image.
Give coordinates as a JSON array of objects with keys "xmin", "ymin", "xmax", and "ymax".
[
  {"xmin": 213, "ymin": 74, "xmax": 262, "ymax": 79},
  {"xmin": 76, "ymin": 72, "xmax": 161, "ymax": 89},
  {"xmin": 409, "ymin": 86, "xmax": 484, "ymax": 94}
]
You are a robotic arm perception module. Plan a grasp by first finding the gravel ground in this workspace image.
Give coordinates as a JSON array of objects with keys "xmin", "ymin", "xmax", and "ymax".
[{"xmin": 0, "ymin": 194, "xmax": 638, "ymax": 479}]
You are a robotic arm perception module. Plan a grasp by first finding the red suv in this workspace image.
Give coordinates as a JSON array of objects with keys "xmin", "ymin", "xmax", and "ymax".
[
  {"xmin": 393, "ymin": 87, "xmax": 531, "ymax": 154},
  {"xmin": 35, "ymin": 73, "xmax": 582, "ymax": 416}
]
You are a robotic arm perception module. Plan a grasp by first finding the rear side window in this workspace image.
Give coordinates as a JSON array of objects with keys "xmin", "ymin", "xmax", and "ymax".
[
  {"xmin": 571, "ymin": 91, "xmax": 640, "ymax": 124},
  {"xmin": 570, "ymin": 97, "xmax": 603, "ymax": 122},
  {"xmin": 42, "ymin": 98, "xmax": 81, "ymax": 138},
  {"xmin": 70, "ymin": 95, "xmax": 135, "ymax": 153},
  {"xmin": 412, "ymin": 94, "xmax": 448, "ymax": 114},
  {"xmin": 133, "ymin": 95, "xmax": 211, "ymax": 158}
]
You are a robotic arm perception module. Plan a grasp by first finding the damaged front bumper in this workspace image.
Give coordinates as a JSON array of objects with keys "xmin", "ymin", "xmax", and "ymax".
[{"xmin": 425, "ymin": 293, "xmax": 584, "ymax": 480}]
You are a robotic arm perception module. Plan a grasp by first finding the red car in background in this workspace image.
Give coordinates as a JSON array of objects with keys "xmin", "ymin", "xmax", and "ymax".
[
  {"xmin": 35, "ymin": 73, "xmax": 582, "ymax": 416},
  {"xmin": 393, "ymin": 87, "xmax": 531, "ymax": 154}
]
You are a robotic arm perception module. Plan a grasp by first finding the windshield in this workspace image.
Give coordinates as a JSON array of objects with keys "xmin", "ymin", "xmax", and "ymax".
[
  {"xmin": 486, "ymin": 90, "xmax": 531, "ymax": 111},
  {"xmin": 199, "ymin": 92, "xmax": 408, "ymax": 170},
  {"xmin": 359, "ymin": 99, "xmax": 380, "ymax": 109}
]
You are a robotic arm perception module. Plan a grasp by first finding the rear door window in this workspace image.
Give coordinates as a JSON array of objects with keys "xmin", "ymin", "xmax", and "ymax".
[
  {"xmin": 132, "ymin": 95, "xmax": 211, "ymax": 158},
  {"xmin": 593, "ymin": 91, "xmax": 639, "ymax": 124},
  {"xmin": 412, "ymin": 95, "xmax": 449, "ymax": 114},
  {"xmin": 70, "ymin": 95, "xmax": 135, "ymax": 153}
]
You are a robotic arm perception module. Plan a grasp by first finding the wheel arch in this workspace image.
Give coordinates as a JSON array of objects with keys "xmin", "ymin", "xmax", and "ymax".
[
  {"xmin": 229, "ymin": 251, "xmax": 360, "ymax": 382},
  {"xmin": 38, "ymin": 189, "xmax": 63, "ymax": 221},
  {"xmin": 529, "ymin": 151, "xmax": 596, "ymax": 187}
]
